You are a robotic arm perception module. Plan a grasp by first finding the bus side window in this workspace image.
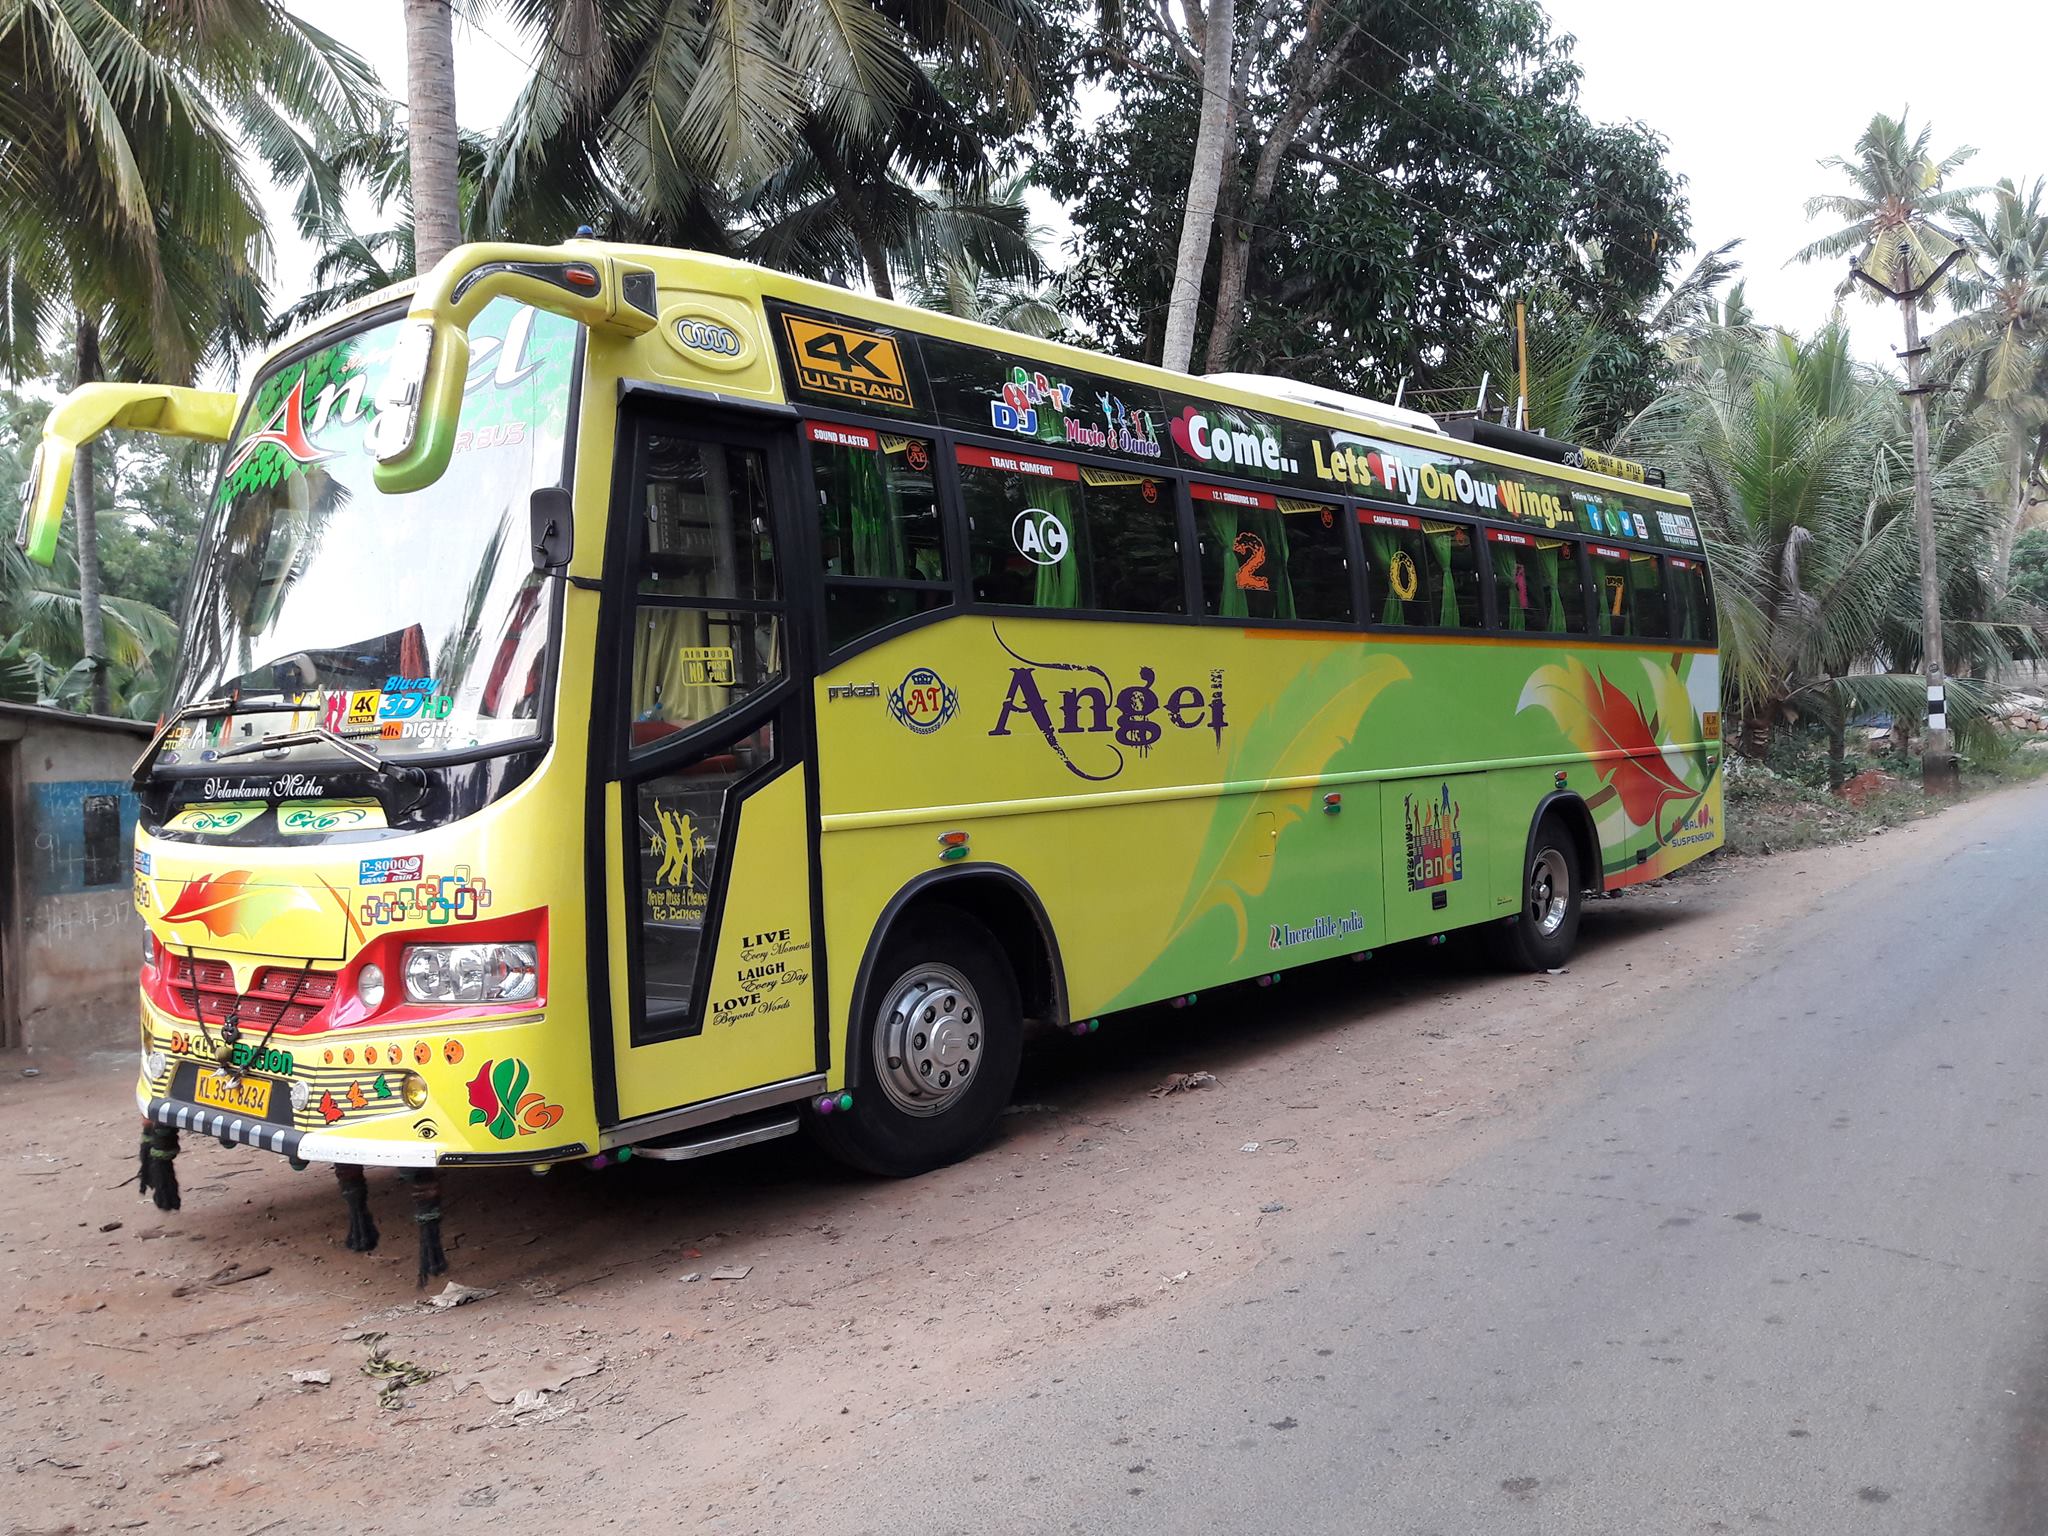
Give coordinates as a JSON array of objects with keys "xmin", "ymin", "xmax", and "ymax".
[
  {"xmin": 1588, "ymin": 544, "xmax": 1669, "ymax": 638},
  {"xmin": 805, "ymin": 422, "xmax": 950, "ymax": 652},
  {"xmin": 1195, "ymin": 485, "xmax": 1350, "ymax": 623},
  {"xmin": 1362, "ymin": 510, "xmax": 1479, "ymax": 627},
  {"xmin": 1668, "ymin": 556, "xmax": 1718, "ymax": 643},
  {"xmin": 1487, "ymin": 531, "xmax": 1586, "ymax": 635},
  {"xmin": 958, "ymin": 446, "xmax": 1180, "ymax": 614},
  {"xmin": 626, "ymin": 429, "xmax": 784, "ymax": 754}
]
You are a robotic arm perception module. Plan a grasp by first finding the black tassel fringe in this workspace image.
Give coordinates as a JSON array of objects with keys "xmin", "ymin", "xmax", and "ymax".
[
  {"xmin": 141, "ymin": 1124, "xmax": 181, "ymax": 1212},
  {"xmin": 335, "ymin": 1163, "xmax": 378, "ymax": 1253},
  {"xmin": 405, "ymin": 1170, "xmax": 448, "ymax": 1289}
]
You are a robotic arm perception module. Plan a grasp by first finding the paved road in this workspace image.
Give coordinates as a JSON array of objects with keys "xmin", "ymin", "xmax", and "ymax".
[{"xmin": 821, "ymin": 788, "xmax": 2048, "ymax": 1534}]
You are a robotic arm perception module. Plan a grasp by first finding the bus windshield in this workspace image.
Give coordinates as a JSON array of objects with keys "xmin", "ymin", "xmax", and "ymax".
[{"xmin": 162, "ymin": 299, "xmax": 579, "ymax": 770}]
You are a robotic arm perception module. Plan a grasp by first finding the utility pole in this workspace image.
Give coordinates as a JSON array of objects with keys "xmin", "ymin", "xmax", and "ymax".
[{"xmin": 1851, "ymin": 245, "xmax": 1965, "ymax": 794}]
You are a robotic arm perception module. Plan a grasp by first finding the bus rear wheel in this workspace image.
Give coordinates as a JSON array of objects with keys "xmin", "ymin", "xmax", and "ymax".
[
  {"xmin": 811, "ymin": 907, "xmax": 1023, "ymax": 1178},
  {"xmin": 1488, "ymin": 813, "xmax": 1583, "ymax": 971}
]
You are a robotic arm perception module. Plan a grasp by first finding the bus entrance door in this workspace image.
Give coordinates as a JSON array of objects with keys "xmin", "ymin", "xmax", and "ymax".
[{"xmin": 599, "ymin": 411, "xmax": 821, "ymax": 1126}]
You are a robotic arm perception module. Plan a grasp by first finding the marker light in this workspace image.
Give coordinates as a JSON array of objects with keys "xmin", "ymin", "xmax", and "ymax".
[
  {"xmin": 357, "ymin": 962, "xmax": 386, "ymax": 1009},
  {"xmin": 401, "ymin": 1072, "xmax": 429, "ymax": 1109},
  {"xmin": 402, "ymin": 942, "xmax": 539, "ymax": 1004}
]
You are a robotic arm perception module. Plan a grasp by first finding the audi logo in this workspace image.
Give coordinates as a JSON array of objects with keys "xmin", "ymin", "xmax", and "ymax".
[{"xmin": 675, "ymin": 318, "xmax": 743, "ymax": 356}]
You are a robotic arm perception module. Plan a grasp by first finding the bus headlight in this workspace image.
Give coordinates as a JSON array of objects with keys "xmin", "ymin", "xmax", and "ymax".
[{"xmin": 401, "ymin": 942, "xmax": 538, "ymax": 1004}]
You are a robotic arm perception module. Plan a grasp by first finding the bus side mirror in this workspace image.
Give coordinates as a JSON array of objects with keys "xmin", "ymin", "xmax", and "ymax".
[
  {"xmin": 15, "ymin": 384, "xmax": 236, "ymax": 566},
  {"xmin": 371, "ymin": 242, "xmax": 658, "ymax": 495},
  {"xmin": 531, "ymin": 486, "xmax": 573, "ymax": 572}
]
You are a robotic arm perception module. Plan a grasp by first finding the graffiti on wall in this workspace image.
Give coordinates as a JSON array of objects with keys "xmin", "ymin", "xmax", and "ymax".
[{"xmin": 30, "ymin": 780, "xmax": 139, "ymax": 897}]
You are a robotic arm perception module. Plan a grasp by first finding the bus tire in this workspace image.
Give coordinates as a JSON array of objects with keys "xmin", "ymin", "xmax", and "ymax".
[
  {"xmin": 811, "ymin": 907, "xmax": 1023, "ymax": 1178},
  {"xmin": 1488, "ymin": 813, "xmax": 1583, "ymax": 971}
]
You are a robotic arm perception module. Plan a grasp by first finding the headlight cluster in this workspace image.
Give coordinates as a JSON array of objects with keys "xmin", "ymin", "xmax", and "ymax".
[{"xmin": 401, "ymin": 942, "xmax": 539, "ymax": 1005}]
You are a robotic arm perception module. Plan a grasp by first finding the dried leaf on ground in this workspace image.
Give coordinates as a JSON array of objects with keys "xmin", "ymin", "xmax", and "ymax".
[
  {"xmin": 451, "ymin": 1354, "xmax": 603, "ymax": 1405},
  {"xmin": 424, "ymin": 1281, "xmax": 496, "ymax": 1309}
]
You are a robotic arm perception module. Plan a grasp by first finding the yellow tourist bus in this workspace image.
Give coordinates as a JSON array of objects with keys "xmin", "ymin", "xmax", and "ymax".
[{"xmin": 18, "ymin": 242, "xmax": 1720, "ymax": 1274}]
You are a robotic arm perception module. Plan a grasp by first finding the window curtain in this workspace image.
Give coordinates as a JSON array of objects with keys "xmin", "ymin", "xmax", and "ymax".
[
  {"xmin": 1209, "ymin": 505, "xmax": 1248, "ymax": 618},
  {"xmin": 1034, "ymin": 482, "xmax": 1083, "ymax": 608},
  {"xmin": 1366, "ymin": 526, "xmax": 1404, "ymax": 624},
  {"xmin": 1490, "ymin": 544, "xmax": 1527, "ymax": 631},
  {"xmin": 1212, "ymin": 507, "xmax": 1299, "ymax": 619},
  {"xmin": 1426, "ymin": 528, "xmax": 1460, "ymax": 627},
  {"xmin": 1537, "ymin": 544, "xmax": 1568, "ymax": 630},
  {"xmin": 845, "ymin": 447, "xmax": 906, "ymax": 579},
  {"xmin": 633, "ymin": 609, "xmax": 723, "ymax": 725}
]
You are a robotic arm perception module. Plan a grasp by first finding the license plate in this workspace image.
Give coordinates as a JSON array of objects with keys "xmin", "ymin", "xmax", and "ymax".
[{"xmin": 192, "ymin": 1071, "xmax": 276, "ymax": 1117}]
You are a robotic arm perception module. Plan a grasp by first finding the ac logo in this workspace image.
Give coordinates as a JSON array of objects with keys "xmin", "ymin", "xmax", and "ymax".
[
  {"xmin": 1012, "ymin": 508, "xmax": 1069, "ymax": 566},
  {"xmin": 781, "ymin": 315, "xmax": 914, "ymax": 407}
]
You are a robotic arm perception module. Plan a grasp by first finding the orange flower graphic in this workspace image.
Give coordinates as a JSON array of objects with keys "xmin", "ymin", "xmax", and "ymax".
[
  {"xmin": 1518, "ymin": 657, "xmax": 1700, "ymax": 834},
  {"xmin": 158, "ymin": 870, "xmax": 316, "ymax": 939}
]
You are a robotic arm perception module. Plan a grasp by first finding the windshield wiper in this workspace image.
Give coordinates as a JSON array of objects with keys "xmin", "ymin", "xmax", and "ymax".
[
  {"xmin": 130, "ymin": 694, "xmax": 312, "ymax": 783},
  {"xmin": 215, "ymin": 724, "xmax": 426, "ymax": 787},
  {"xmin": 133, "ymin": 692, "xmax": 426, "ymax": 790}
]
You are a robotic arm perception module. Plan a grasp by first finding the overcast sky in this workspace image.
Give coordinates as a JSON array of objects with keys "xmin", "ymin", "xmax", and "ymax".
[{"xmin": 271, "ymin": 1, "xmax": 2041, "ymax": 376}]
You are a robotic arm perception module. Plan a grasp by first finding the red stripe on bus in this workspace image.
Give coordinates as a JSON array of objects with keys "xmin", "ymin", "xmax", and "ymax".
[
  {"xmin": 1360, "ymin": 510, "xmax": 1419, "ymax": 530},
  {"xmin": 1589, "ymin": 544, "xmax": 1626, "ymax": 559},
  {"xmin": 1193, "ymin": 483, "xmax": 1274, "ymax": 509},
  {"xmin": 1487, "ymin": 529, "xmax": 1533, "ymax": 545},
  {"xmin": 805, "ymin": 421, "xmax": 879, "ymax": 451},
  {"xmin": 955, "ymin": 444, "xmax": 1079, "ymax": 480}
]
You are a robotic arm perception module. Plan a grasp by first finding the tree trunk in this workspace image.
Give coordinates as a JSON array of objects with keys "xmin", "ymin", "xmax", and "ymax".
[
  {"xmin": 1899, "ymin": 295, "xmax": 1955, "ymax": 792},
  {"xmin": 1739, "ymin": 704, "xmax": 1773, "ymax": 762},
  {"xmin": 1992, "ymin": 426, "xmax": 2030, "ymax": 596},
  {"xmin": 404, "ymin": 0, "xmax": 462, "ymax": 271},
  {"xmin": 1826, "ymin": 686, "xmax": 1847, "ymax": 796},
  {"xmin": 1160, "ymin": 0, "xmax": 1235, "ymax": 374},
  {"xmin": 73, "ymin": 313, "xmax": 110, "ymax": 718}
]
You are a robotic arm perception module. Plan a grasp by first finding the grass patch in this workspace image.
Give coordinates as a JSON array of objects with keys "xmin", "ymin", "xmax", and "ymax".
[{"xmin": 1723, "ymin": 724, "xmax": 2048, "ymax": 857}]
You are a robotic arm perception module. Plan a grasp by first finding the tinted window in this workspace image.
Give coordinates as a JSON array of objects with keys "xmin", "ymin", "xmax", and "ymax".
[
  {"xmin": 959, "ymin": 446, "xmax": 1180, "ymax": 614},
  {"xmin": 1361, "ymin": 510, "xmax": 1482, "ymax": 628},
  {"xmin": 625, "ymin": 428, "xmax": 783, "ymax": 755},
  {"xmin": 1589, "ymin": 544, "xmax": 1670, "ymax": 639},
  {"xmin": 1488, "ymin": 531, "xmax": 1586, "ymax": 634},
  {"xmin": 806, "ymin": 421, "xmax": 948, "ymax": 650},
  {"xmin": 636, "ymin": 432, "xmax": 777, "ymax": 601},
  {"xmin": 809, "ymin": 422, "xmax": 944, "ymax": 580},
  {"xmin": 1195, "ymin": 485, "xmax": 1351, "ymax": 622},
  {"xmin": 1668, "ymin": 556, "xmax": 1718, "ymax": 643}
]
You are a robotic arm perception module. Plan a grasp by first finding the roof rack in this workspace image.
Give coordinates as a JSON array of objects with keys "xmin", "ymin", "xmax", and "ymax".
[{"xmin": 1202, "ymin": 372, "xmax": 1445, "ymax": 437}]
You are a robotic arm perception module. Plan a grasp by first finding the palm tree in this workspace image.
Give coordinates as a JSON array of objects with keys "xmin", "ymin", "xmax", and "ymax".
[
  {"xmin": 404, "ymin": 0, "xmax": 464, "ymax": 268},
  {"xmin": 479, "ymin": 0, "xmax": 1042, "ymax": 283},
  {"xmin": 1936, "ymin": 178, "xmax": 2048, "ymax": 594},
  {"xmin": 1, "ymin": 1, "xmax": 377, "ymax": 711},
  {"xmin": 1795, "ymin": 111, "xmax": 1980, "ymax": 791}
]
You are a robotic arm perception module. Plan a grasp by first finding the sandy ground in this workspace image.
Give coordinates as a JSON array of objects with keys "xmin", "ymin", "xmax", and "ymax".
[{"xmin": 0, "ymin": 797, "xmax": 2011, "ymax": 1535}]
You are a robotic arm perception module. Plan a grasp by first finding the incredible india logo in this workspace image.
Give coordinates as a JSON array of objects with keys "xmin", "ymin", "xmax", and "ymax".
[{"xmin": 986, "ymin": 625, "xmax": 1227, "ymax": 781}]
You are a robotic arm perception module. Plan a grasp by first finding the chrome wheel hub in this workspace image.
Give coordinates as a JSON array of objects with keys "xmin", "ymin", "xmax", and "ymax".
[
  {"xmin": 874, "ymin": 963, "xmax": 983, "ymax": 1117},
  {"xmin": 1529, "ymin": 846, "xmax": 1570, "ymax": 937}
]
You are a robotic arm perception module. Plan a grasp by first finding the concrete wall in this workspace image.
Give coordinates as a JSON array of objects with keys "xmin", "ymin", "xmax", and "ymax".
[{"xmin": 0, "ymin": 704, "xmax": 150, "ymax": 1051}]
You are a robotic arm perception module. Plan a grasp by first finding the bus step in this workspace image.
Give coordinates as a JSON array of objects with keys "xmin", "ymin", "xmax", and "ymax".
[{"xmin": 627, "ymin": 1112, "xmax": 801, "ymax": 1163}]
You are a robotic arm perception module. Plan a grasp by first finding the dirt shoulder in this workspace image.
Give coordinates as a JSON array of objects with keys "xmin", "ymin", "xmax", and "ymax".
[{"xmin": 3, "ymin": 784, "xmax": 2033, "ymax": 1535}]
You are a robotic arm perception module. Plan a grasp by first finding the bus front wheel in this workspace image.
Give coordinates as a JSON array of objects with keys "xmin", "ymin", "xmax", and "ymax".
[
  {"xmin": 812, "ymin": 907, "xmax": 1023, "ymax": 1178},
  {"xmin": 1489, "ymin": 813, "xmax": 1583, "ymax": 971}
]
